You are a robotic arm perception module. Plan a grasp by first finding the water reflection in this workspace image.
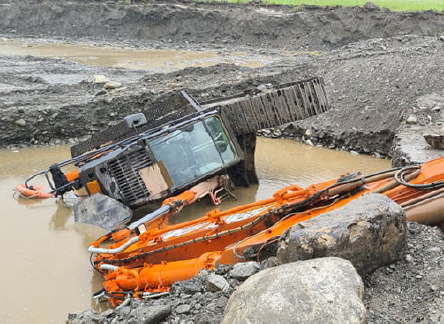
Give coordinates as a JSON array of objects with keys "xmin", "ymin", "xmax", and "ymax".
[{"xmin": 0, "ymin": 39, "xmax": 272, "ymax": 72}]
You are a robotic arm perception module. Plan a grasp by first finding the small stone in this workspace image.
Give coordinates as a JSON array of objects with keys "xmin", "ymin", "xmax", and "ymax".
[
  {"xmin": 76, "ymin": 309, "xmax": 103, "ymax": 322},
  {"xmin": 95, "ymin": 89, "xmax": 107, "ymax": 96},
  {"xmin": 256, "ymin": 83, "xmax": 272, "ymax": 91},
  {"xmin": 101, "ymin": 309, "xmax": 114, "ymax": 317},
  {"xmin": 130, "ymin": 305, "xmax": 171, "ymax": 322},
  {"xmin": 230, "ymin": 262, "xmax": 260, "ymax": 280},
  {"xmin": 406, "ymin": 115, "xmax": 418, "ymax": 124},
  {"xmin": 15, "ymin": 119, "xmax": 26, "ymax": 127},
  {"xmin": 363, "ymin": 1, "xmax": 380, "ymax": 11},
  {"xmin": 92, "ymin": 75, "xmax": 109, "ymax": 83},
  {"xmin": 206, "ymin": 274, "xmax": 230, "ymax": 292},
  {"xmin": 305, "ymin": 129, "xmax": 312, "ymax": 137},
  {"xmin": 175, "ymin": 304, "xmax": 192, "ymax": 314},
  {"xmin": 260, "ymin": 256, "xmax": 277, "ymax": 269},
  {"xmin": 117, "ymin": 306, "xmax": 131, "ymax": 317},
  {"xmin": 104, "ymin": 82, "xmax": 122, "ymax": 90},
  {"xmin": 272, "ymin": 129, "xmax": 282, "ymax": 137}
]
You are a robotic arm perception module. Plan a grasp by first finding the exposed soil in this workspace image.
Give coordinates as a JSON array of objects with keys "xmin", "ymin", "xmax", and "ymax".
[{"xmin": 1, "ymin": 1, "xmax": 444, "ymax": 322}]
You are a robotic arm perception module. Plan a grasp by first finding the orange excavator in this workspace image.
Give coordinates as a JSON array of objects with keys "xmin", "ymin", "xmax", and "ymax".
[
  {"xmin": 15, "ymin": 78, "xmax": 330, "ymax": 229},
  {"xmin": 89, "ymin": 156, "xmax": 444, "ymax": 306}
]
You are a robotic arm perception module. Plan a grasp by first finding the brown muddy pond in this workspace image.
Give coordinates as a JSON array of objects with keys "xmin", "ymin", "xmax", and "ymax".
[
  {"xmin": 0, "ymin": 39, "xmax": 275, "ymax": 72},
  {"xmin": 0, "ymin": 138, "xmax": 390, "ymax": 322}
]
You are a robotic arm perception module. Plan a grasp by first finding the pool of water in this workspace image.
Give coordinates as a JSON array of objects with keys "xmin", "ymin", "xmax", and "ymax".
[{"xmin": 0, "ymin": 138, "xmax": 390, "ymax": 322}]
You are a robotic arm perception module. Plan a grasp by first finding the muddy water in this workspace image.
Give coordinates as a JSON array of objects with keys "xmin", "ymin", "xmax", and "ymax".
[
  {"xmin": 0, "ymin": 146, "xmax": 107, "ymax": 323},
  {"xmin": 0, "ymin": 39, "xmax": 273, "ymax": 72},
  {"xmin": 0, "ymin": 138, "xmax": 390, "ymax": 322}
]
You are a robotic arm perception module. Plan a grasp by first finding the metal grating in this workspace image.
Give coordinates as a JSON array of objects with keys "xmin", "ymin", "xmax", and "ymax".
[
  {"xmin": 108, "ymin": 147, "xmax": 152, "ymax": 205},
  {"xmin": 212, "ymin": 77, "xmax": 330, "ymax": 135}
]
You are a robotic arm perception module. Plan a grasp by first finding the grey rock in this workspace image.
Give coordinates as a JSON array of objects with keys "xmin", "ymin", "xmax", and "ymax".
[
  {"xmin": 260, "ymin": 256, "xmax": 277, "ymax": 269},
  {"xmin": 92, "ymin": 75, "xmax": 109, "ymax": 83},
  {"xmin": 272, "ymin": 129, "xmax": 282, "ymax": 137},
  {"xmin": 117, "ymin": 306, "xmax": 131, "ymax": 317},
  {"xmin": 104, "ymin": 81, "xmax": 122, "ymax": 89},
  {"xmin": 69, "ymin": 309, "xmax": 103, "ymax": 323},
  {"xmin": 277, "ymin": 194, "xmax": 406, "ymax": 276},
  {"xmin": 15, "ymin": 118, "xmax": 26, "ymax": 127},
  {"xmin": 405, "ymin": 254, "xmax": 414, "ymax": 262},
  {"xmin": 206, "ymin": 274, "xmax": 230, "ymax": 292},
  {"xmin": 101, "ymin": 309, "xmax": 114, "ymax": 317},
  {"xmin": 175, "ymin": 304, "xmax": 192, "ymax": 314},
  {"xmin": 181, "ymin": 281, "xmax": 203, "ymax": 294},
  {"xmin": 229, "ymin": 262, "xmax": 260, "ymax": 280},
  {"xmin": 363, "ymin": 1, "xmax": 380, "ymax": 11},
  {"xmin": 256, "ymin": 83, "xmax": 272, "ymax": 91},
  {"xmin": 95, "ymin": 89, "xmax": 107, "ymax": 96},
  {"xmin": 423, "ymin": 134, "xmax": 444, "ymax": 149},
  {"xmin": 73, "ymin": 193, "xmax": 133, "ymax": 230},
  {"xmin": 416, "ymin": 93, "xmax": 444, "ymax": 110},
  {"xmin": 406, "ymin": 114, "xmax": 418, "ymax": 124},
  {"xmin": 129, "ymin": 305, "xmax": 171, "ymax": 323},
  {"xmin": 222, "ymin": 258, "xmax": 366, "ymax": 323}
]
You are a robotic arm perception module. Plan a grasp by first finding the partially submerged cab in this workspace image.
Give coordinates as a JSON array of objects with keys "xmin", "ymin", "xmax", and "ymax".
[{"xmin": 78, "ymin": 108, "xmax": 243, "ymax": 207}]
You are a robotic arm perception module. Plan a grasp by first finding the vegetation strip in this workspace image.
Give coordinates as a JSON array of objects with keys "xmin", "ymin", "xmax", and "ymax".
[{"xmin": 200, "ymin": 0, "xmax": 444, "ymax": 11}]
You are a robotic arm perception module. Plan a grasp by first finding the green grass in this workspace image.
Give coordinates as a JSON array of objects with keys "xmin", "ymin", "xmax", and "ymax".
[{"xmin": 204, "ymin": 0, "xmax": 444, "ymax": 11}]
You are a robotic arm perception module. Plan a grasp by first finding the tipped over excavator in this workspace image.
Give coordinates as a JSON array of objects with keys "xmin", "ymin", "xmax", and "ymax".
[
  {"xmin": 16, "ymin": 77, "xmax": 330, "ymax": 227},
  {"xmin": 15, "ymin": 76, "xmax": 444, "ymax": 307}
]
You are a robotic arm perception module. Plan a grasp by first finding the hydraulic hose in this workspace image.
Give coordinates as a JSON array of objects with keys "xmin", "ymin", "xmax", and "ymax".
[
  {"xmin": 100, "ymin": 264, "xmax": 119, "ymax": 271},
  {"xmin": 88, "ymin": 236, "xmax": 139, "ymax": 254},
  {"xmin": 128, "ymin": 205, "xmax": 171, "ymax": 230}
]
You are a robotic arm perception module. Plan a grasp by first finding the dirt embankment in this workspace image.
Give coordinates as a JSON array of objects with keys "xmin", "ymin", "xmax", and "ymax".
[{"xmin": 1, "ymin": 0, "xmax": 444, "ymax": 50}]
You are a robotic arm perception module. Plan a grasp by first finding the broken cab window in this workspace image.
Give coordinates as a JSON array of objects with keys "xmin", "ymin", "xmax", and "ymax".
[{"xmin": 148, "ymin": 116, "xmax": 236, "ymax": 189}]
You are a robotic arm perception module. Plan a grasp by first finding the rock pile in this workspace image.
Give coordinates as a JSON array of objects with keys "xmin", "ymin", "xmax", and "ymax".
[{"xmin": 68, "ymin": 262, "xmax": 268, "ymax": 323}]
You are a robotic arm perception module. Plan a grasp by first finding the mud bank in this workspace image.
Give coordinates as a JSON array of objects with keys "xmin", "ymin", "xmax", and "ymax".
[
  {"xmin": 1, "ymin": 0, "xmax": 444, "ymax": 51},
  {"xmin": 2, "ymin": 36, "xmax": 444, "ymax": 162}
]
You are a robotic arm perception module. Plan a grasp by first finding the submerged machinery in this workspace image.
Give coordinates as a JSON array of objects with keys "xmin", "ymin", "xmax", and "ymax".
[{"xmin": 18, "ymin": 77, "xmax": 330, "ymax": 211}]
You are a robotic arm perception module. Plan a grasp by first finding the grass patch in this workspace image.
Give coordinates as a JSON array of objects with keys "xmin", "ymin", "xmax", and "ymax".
[{"xmin": 203, "ymin": 0, "xmax": 444, "ymax": 11}]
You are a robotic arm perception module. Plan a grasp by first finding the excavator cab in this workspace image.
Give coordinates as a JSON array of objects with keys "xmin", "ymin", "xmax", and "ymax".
[{"xmin": 77, "ymin": 109, "xmax": 243, "ymax": 207}]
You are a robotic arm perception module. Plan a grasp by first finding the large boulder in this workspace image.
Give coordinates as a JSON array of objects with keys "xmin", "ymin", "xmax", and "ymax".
[
  {"xmin": 222, "ymin": 257, "xmax": 366, "ymax": 323},
  {"xmin": 277, "ymin": 194, "xmax": 406, "ymax": 276},
  {"xmin": 73, "ymin": 193, "xmax": 133, "ymax": 230}
]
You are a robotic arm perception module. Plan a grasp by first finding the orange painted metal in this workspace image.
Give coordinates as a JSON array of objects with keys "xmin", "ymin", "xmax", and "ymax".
[
  {"xmin": 14, "ymin": 184, "xmax": 54, "ymax": 199},
  {"xmin": 103, "ymin": 252, "xmax": 220, "ymax": 306},
  {"xmin": 86, "ymin": 180, "xmax": 102, "ymax": 194},
  {"xmin": 91, "ymin": 156, "xmax": 444, "ymax": 306}
]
